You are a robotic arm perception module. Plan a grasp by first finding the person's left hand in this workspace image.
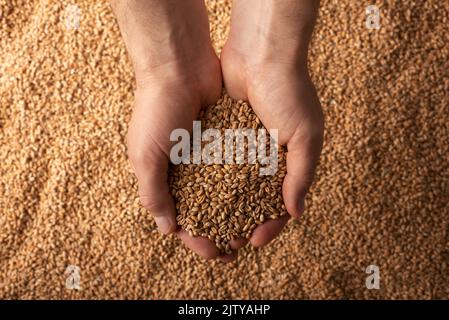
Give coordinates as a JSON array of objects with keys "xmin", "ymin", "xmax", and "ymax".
[{"xmin": 219, "ymin": 38, "xmax": 324, "ymax": 251}]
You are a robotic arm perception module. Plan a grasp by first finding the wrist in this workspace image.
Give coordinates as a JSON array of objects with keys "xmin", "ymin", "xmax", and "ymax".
[
  {"xmin": 134, "ymin": 44, "xmax": 219, "ymax": 88},
  {"xmin": 111, "ymin": 0, "xmax": 212, "ymax": 72},
  {"xmin": 226, "ymin": 0, "xmax": 319, "ymax": 66}
]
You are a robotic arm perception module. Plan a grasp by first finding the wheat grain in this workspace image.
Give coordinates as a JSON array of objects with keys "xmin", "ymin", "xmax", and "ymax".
[{"xmin": 169, "ymin": 94, "xmax": 288, "ymax": 253}]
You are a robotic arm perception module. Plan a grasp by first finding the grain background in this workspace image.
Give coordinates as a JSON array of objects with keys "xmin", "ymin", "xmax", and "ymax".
[{"xmin": 0, "ymin": 0, "xmax": 448, "ymax": 299}]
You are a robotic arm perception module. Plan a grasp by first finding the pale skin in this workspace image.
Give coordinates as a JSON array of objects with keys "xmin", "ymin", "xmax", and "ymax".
[{"xmin": 111, "ymin": 0, "xmax": 324, "ymax": 262}]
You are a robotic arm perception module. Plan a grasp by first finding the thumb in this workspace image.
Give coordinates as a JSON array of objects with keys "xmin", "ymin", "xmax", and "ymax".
[
  {"xmin": 129, "ymin": 146, "xmax": 177, "ymax": 235},
  {"xmin": 282, "ymin": 125, "xmax": 323, "ymax": 219}
]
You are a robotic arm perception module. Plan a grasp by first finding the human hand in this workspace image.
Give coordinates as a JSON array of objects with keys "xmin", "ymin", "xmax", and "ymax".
[
  {"xmin": 112, "ymin": 0, "xmax": 233, "ymax": 260},
  {"xmin": 113, "ymin": 0, "xmax": 323, "ymax": 262},
  {"xmin": 128, "ymin": 54, "xmax": 222, "ymax": 235},
  {"xmin": 220, "ymin": 0, "xmax": 324, "ymax": 248}
]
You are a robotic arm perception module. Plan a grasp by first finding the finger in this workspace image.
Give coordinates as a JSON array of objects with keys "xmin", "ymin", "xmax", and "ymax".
[
  {"xmin": 218, "ymin": 251, "xmax": 238, "ymax": 263},
  {"xmin": 229, "ymin": 238, "xmax": 248, "ymax": 250},
  {"xmin": 177, "ymin": 229, "xmax": 220, "ymax": 260},
  {"xmin": 129, "ymin": 146, "xmax": 177, "ymax": 235},
  {"xmin": 250, "ymin": 215, "xmax": 289, "ymax": 247},
  {"xmin": 282, "ymin": 126, "xmax": 323, "ymax": 219}
]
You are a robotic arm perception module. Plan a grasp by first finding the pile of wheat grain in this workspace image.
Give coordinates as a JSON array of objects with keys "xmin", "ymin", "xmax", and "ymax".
[
  {"xmin": 169, "ymin": 95, "xmax": 287, "ymax": 253},
  {"xmin": 0, "ymin": 0, "xmax": 448, "ymax": 299}
]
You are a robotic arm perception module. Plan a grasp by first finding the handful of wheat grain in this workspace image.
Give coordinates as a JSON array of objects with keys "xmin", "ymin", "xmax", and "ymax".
[{"xmin": 169, "ymin": 94, "xmax": 287, "ymax": 253}]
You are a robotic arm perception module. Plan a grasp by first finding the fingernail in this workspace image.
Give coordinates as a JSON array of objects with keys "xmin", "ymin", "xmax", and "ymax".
[{"xmin": 154, "ymin": 216, "xmax": 172, "ymax": 234}]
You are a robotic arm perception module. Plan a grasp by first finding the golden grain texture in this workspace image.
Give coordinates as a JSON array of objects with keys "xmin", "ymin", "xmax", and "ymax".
[
  {"xmin": 0, "ymin": 0, "xmax": 448, "ymax": 299},
  {"xmin": 169, "ymin": 96, "xmax": 287, "ymax": 253}
]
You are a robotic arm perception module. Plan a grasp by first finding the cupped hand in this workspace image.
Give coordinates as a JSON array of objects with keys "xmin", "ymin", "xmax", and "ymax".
[
  {"xmin": 128, "ymin": 52, "xmax": 235, "ymax": 260},
  {"xmin": 220, "ymin": 44, "xmax": 324, "ymax": 250}
]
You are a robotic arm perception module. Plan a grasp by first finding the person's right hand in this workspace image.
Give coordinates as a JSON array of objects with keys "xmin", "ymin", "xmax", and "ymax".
[
  {"xmin": 130, "ymin": 56, "xmax": 254, "ymax": 262},
  {"xmin": 128, "ymin": 51, "xmax": 227, "ymax": 258},
  {"xmin": 111, "ymin": 0, "xmax": 235, "ymax": 261}
]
